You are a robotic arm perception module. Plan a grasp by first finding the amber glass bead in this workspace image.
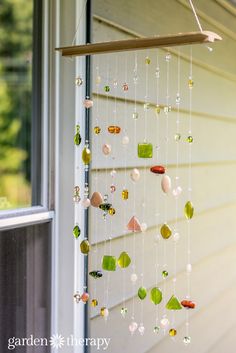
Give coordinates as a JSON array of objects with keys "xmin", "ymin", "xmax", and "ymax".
[
  {"xmin": 169, "ymin": 328, "xmax": 177, "ymax": 337},
  {"xmin": 94, "ymin": 126, "xmax": 101, "ymax": 135},
  {"xmin": 108, "ymin": 207, "xmax": 116, "ymax": 215},
  {"xmin": 188, "ymin": 77, "xmax": 194, "ymax": 88},
  {"xmin": 187, "ymin": 135, "xmax": 193, "ymax": 143},
  {"xmin": 160, "ymin": 223, "xmax": 172, "ymax": 239},
  {"xmin": 155, "ymin": 104, "xmax": 161, "ymax": 114},
  {"xmin": 82, "ymin": 147, "xmax": 91, "ymax": 165},
  {"xmin": 107, "ymin": 125, "xmax": 121, "ymax": 134},
  {"xmin": 184, "ymin": 201, "xmax": 194, "ymax": 219},
  {"xmin": 122, "ymin": 189, "xmax": 129, "ymax": 200},
  {"xmin": 80, "ymin": 240, "xmax": 90, "ymax": 255},
  {"xmin": 91, "ymin": 299, "xmax": 98, "ymax": 307}
]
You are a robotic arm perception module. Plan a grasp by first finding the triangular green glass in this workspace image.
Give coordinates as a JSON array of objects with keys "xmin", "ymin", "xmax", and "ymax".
[{"xmin": 166, "ymin": 295, "xmax": 182, "ymax": 310}]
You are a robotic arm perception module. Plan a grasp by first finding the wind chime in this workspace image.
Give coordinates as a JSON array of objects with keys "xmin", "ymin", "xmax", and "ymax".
[{"xmin": 56, "ymin": 15, "xmax": 221, "ymax": 345}]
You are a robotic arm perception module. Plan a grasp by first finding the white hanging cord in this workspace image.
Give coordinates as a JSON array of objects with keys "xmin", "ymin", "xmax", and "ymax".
[
  {"xmin": 188, "ymin": 0, "xmax": 213, "ymax": 51},
  {"xmin": 72, "ymin": 0, "xmax": 88, "ymax": 46},
  {"xmin": 188, "ymin": 0, "xmax": 203, "ymax": 32}
]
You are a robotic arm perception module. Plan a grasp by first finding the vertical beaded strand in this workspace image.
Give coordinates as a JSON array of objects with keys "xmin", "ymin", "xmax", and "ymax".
[
  {"xmin": 129, "ymin": 52, "xmax": 139, "ymax": 335},
  {"xmin": 121, "ymin": 54, "xmax": 129, "ymax": 317},
  {"xmin": 91, "ymin": 59, "xmax": 101, "ymax": 310},
  {"xmin": 73, "ymin": 72, "xmax": 83, "ymax": 305},
  {"xmin": 160, "ymin": 50, "xmax": 171, "ymax": 333},
  {"xmin": 183, "ymin": 46, "xmax": 194, "ymax": 346},
  {"xmin": 154, "ymin": 51, "xmax": 161, "ymax": 335},
  {"xmin": 102, "ymin": 55, "xmax": 111, "ymax": 322},
  {"xmin": 170, "ymin": 48, "xmax": 181, "ymax": 338},
  {"xmin": 138, "ymin": 51, "xmax": 151, "ymax": 336}
]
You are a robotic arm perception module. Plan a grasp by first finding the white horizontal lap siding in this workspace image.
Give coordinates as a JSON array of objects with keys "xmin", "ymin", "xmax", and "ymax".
[
  {"xmin": 92, "ymin": 28, "xmax": 236, "ymax": 118},
  {"xmin": 90, "ymin": 247, "xmax": 236, "ymax": 353},
  {"xmin": 90, "ymin": 1, "xmax": 236, "ymax": 352},
  {"xmin": 89, "ymin": 204, "xmax": 236, "ymax": 317},
  {"xmin": 89, "ymin": 164, "xmax": 236, "ymax": 244}
]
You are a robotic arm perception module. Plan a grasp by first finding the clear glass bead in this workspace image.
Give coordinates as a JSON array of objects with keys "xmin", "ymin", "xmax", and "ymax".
[
  {"xmin": 155, "ymin": 67, "xmax": 160, "ymax": 78},
  {"xmin": 174, "ymin": 133, "xmax": 181, "ymax": 141},
  {"xmin": 75, "ymin": 76, "xmax": 83, "ymax": 86},
  {"xmin": 95, "ymin": 75, "xmax": 101, "ymax": 85},
  {"xmin": 138, "ymin": 324, "xmax": 145, "ymax": 335},
  {"xmin": 183, "ymin": 336, "xmax": 191, "ymax": 345},
  {"xmin": 144, "ymin": 102, "xmax": 150, "ymax": 111},
  {"xmin": 165, "ymin": 53, "xmax": 171, "ymax": 62},
  {"xmin": 176, "ymin": 93, "xmax": 180, "ymax": 105},
  {"xmin": 164, "ymin": 105, "xmax": 171, "ymax": 114}
]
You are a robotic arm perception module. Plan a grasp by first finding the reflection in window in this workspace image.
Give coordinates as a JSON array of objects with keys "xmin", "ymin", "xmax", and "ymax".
[
  {"xmin": 0, "ymin": 0, "xmax": 34, "ymax": 210},
  {"xmin": 0, "ymin": 223, "xmax": 51, "ymax": 352}
]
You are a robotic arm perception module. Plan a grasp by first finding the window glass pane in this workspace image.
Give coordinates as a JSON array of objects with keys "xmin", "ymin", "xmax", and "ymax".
[
  {"xmin": 0, "ymin": 0, "xmax": 40, "ymax": 210},
  {"xmin": 0, "ymin": 222, "xmax": 51, "ymax": 352}
]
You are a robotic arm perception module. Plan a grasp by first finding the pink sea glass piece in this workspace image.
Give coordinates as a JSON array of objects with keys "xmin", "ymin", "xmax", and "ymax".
[
  {"xmin": 127, "ymin": 216, "xmax": 142, "ymax": 232},
  {"xmin": 83, "ymin": 99, "xmax": 93, "ymax": 108}
]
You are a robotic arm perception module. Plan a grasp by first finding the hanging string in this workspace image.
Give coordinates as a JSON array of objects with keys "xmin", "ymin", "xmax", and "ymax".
[
  {"xmin": 131, "ymin": 51, "xmax": 138, "ymax": 327},
  {"xmin": 71, "ymin": 0, "xmax": 88, "ymax": 46},
  {"xmin": 170, "ymin": 47, "xmax": 181, "ymax": 334},
  {"xmin": 139, "ymin": 50, "xmax": 150, "ymax": 336},
  {"xmin": 188, "ymin": 0, "xmax": 213, "ymax": 51},
  {"xmin": 161, "ymin": 50, "xmax": 171, "ymax": 334},
  {"xmin": 121, "ymin": 53, "xmax": 129, "ymax": 316},
  {"xmin": 188, "ymin": 0, "xmax": 203, "ymax": 32},
  {"xmin": 93, "ymin": 58, "xmax": 101, "ymax": 306},
  {"xmin": 103, "ymin": 55, "xmax": 110, "ymax": 318},
  {"xmin": 154, "ymin": 50, "xmax": 160, "ymax": 333},
  {"xmin": 184, "ymin": 45, "xmax": 193, "ymax": 346}
]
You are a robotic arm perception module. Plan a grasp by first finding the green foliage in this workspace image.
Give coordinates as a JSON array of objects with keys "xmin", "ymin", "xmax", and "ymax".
[{"xmin": 0, "ymin": 0, "xmax": 33, "ymax": 209}]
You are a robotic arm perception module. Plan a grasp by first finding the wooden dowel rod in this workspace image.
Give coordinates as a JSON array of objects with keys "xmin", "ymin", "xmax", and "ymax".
[{"xmin": 55, "ymin": 31, "xmax": 222, "ymax": 57}]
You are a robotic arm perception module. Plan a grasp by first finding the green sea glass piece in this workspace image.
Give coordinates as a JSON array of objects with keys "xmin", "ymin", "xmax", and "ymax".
[
  {"xmin": 80, "ymin": 239, "xmax": 90, "ymax": 254},
  {"xmin": 184, "ymin": 201, "xmax": 194, "ymax": 220},
  {"xmin": 160, "ymin": 223, "xmax": 172, "ymax": 239},
  {"xmin": 99, "ymin": 203, "xmax": 112, "ymax": 211},
  {"xmin": 89, "ymin": 270, "xmax": 103, "ymax": 279},
  {"xmin": 166, "ymin": 295, "xmax": 182, "ymax": 310},
  {"xmin": 82, "ymin": 147, "xmax": 91, "ymax": 165},
  {"xmin": 74, "ymin": 125, "xmax": 81, "ymax": 146},
  {"xmin": 150, "ymin": 287, "xmax": 162, "ymax": 305},
  {"xmin": 137, "ymin": 142, "xmax": 153, "ymax": 158},
  {"xmin": 102, "ymin": 255, "xmax": 116, "ymax": 271},
  {"xmin": 117, "ymin": 252, "xmax": 131, "ymax": 268},
  {"xmin": 138, "ymin": 286, "xmax": 147, "ymax": 300},
  {"xmin": 73, "ymin": 225, "xmax": 81, "ymax": 239}
]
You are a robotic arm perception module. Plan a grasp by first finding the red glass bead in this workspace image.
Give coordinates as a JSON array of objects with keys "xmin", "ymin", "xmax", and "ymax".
[
  {"xmin": 150, "ymin": 165, "xmax": 166, "ymax": 174},
  {"xmin": 181, "ymin": 300, "xmax": 196, "ymax": 309},
  {"xmin": 80, "ymin": 292, "xmax": 89, "ymax": 303}
]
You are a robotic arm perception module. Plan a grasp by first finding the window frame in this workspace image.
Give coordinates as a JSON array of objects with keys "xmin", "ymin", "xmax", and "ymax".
[{"xmin": 0, "ymin": 0, "xmax": 51, "ymax": 228}]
